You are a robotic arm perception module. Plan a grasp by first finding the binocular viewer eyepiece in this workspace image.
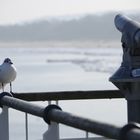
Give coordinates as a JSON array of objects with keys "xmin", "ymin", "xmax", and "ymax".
[
  {"xmin": 115, "ymin": 14, "xmax": 140, "ymax": 52},
  {"xmin": 110, "ymin": 14, "xmax": 140, "ymax": 84}
]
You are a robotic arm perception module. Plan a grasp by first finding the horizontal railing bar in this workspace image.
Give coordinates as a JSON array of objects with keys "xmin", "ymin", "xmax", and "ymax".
[
  {"xmin": 47, "ymin": 108, "xmax": 121, "ymax": 139},
  {"xmin": 47, "ymin": 109, "xmax": 140, "ymax": 140},
  {"xmin": 0, "ymin": 95, "xmax": 44, "ymax": 117},
  {"xmin": 13, "ymin": 90, "xmax": 123, "ymax": 101},
  {"xmin": 47, "ymin": 108, "xmax": 140, "ymax": 140}
]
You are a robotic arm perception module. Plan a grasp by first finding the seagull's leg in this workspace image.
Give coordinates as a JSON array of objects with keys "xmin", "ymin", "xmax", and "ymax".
[
  {"xmin": 2, "ymin": 83, "xmax": 4, "ymax": 92},
  {"xmin": 10, "ymin": 82, "xmax": 12, "ymax": 93}
]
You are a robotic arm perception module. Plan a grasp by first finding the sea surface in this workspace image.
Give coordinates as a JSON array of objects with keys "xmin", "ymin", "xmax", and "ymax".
[{"xmin": 0, "ymin": 41, "xmax": 127, "ymax": 140}]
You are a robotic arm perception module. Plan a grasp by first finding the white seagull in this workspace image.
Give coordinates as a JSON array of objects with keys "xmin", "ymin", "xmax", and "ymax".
[{"xmin": 0, "ymin": 58, "xmax": 17, "ymax": 92}]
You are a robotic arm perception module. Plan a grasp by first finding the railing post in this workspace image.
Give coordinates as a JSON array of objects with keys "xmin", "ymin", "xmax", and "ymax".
[
  {"xmin": 25, "ymin": 113, "xmax": 28, "ymax": 140},
  {"xmin": 0, "ymin": 106, "xmax": 9, "ymax": 140},
  {"xmin": 43, "ymin": 101, "xmax": 59, "ymax": 140},
  {"xmin": 43, "ymin": 122, "xmax": 59, "ymax": 140}
]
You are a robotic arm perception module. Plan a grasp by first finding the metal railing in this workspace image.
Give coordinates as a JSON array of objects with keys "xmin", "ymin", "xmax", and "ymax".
[
  {"xmin": 13, "ymin": 90, "xmax": 123, "ymax": 101},
  {"xmin": 0, "ymin": 91, "xmax": 140, "ymax": 140}
]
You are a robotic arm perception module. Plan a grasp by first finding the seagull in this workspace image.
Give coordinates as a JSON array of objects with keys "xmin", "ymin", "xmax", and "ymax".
[{"xmin": 0, "ymin": 58, "xmax": 17, "ymax": 92}]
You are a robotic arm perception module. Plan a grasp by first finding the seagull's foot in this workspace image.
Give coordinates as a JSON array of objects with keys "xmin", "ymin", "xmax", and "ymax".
[
  {"xmin": 2, "ymin": 83, "xmax": 4, "ymax": 92},
  {"xmin": 9, "ymin": 83, "xmax": 14, "ymax": 96},
  {"xmin": 9, "ymin": 92, "xmax": 14, "ymax": 97},
  {"xmin": 10, "ymin": 91, "xmax": 14, "ymax": 96}
]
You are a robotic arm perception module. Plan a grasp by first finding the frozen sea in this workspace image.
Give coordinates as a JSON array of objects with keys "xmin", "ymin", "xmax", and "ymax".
[{"xmin": 0, "ymin": 41, "xmax": 127, "ymax": 140}]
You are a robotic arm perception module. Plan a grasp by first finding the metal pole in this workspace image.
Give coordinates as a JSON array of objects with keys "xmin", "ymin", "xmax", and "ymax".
[
  {"xmin": 127, "ymin": 83, "xmax": 140, "ymax": 123},
  {"xmin": 0, "ymin": 95, "xmax": 44, "ymax": 118},
  {"xmin": 45, "ymin": 107, "xmax": 140, "ymax": 140},
  {"xmin": 127, "ymin": 101, "xmax": 140, "ymax": 123},
  {"xmin": 0, "ymin": 106, "xmax": 9, "ymax": 140},
  {"xmin": 86, "ymin": 131, "xmax": 88, "ymax": 138},
  {"xmin": 25, "ymin": 113, "xmax": 28, "ymax": 140},
  {"xmin": 46, "ymin": 108, "xmax": 121, "ymax": 139},
  {"xmin": 56, "ymin": 101, "xmax": 58, "ymax": 105},
  {"xmin": 48, "ymin": 101, "xmax": 51, "ymax": 105}
]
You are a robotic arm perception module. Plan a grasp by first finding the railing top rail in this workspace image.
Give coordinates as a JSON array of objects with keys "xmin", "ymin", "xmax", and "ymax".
[
  {"xmin": 13, "ymin": 90, "xmax": 123, "ymax": 101},
  {"xmin": 0, "ymin": 94, "xmax": 44, "ymax": 118}
]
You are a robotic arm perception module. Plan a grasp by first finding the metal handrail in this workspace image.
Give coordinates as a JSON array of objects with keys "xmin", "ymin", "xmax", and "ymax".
[
  {"xmin": 0, "ymin": 93, "xmax": 140, "ymax": 140},
  {"xmin": 13, "ymin": 90, "xmax": 123, "ymax": 101},
  {"xmin": 1, "ymin": 95, "xmax": 44, "ymax": 118},
  {"xmin": 46, "ymin": 108, "xmax": 140, "ymax": 140}
]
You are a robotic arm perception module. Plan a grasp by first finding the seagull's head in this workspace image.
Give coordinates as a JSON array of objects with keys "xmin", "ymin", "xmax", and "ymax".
[{"xmin": 3, "ymin": 58, "xmax": 13, "ymax": 65}]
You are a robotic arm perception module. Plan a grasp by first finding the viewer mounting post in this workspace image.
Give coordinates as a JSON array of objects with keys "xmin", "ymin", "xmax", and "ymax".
[{"xmin": 110, "ymin": 14, "xmax": 140, "ymax": 123}]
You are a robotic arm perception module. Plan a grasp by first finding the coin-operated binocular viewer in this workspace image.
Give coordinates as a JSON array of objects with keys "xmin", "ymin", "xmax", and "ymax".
[{"xmin": 110, "ymin": 14, "xmax": 140, "ymax": 123}]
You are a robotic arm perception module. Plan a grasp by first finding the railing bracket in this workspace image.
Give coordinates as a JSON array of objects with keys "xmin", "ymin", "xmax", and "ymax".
[
  {"xmin": 119, "ymin": 122, "xmax": 140, "ymax": 140},
  {"xmin": 43, "ymin": 104, "xmax": 62, "ymax": 124}
]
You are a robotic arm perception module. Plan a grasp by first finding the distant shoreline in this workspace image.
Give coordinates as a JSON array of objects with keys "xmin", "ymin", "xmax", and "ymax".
[{"xmin": 0, "ymin": 40, "xmax": 121, "ymax": 48}]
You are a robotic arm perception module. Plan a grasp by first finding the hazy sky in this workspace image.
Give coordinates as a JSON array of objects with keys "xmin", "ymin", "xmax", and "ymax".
[{"xmin": 0, "ymin": 0, "xmax": 140, "ymax": 25}]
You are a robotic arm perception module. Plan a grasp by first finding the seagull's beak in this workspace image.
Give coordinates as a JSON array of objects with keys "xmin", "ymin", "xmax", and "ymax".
[{"xmin": 8, "ymin": 60, "xmax": 13, "ymax": 64}]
